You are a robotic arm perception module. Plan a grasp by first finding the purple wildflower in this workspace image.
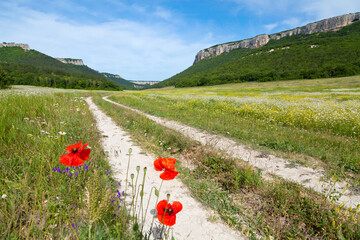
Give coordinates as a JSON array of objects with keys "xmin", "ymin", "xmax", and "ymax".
[
  {"xmin": 110, "ymin": 197, "xmax": 115, "ymax": 203},
  {"xmin": 84, "ymin": 164, "xmax": 89, "ymax": 172},
  {"xmin": 52, "ymin": 167, "xmax": 58, "ymax": 172},
  {"xmin": 69, "ymin": 172, "xmax": 73, "ymax": 178},
  {"xmin": 75, "ymin": 172, "xmax": 78, "ymax": 177},
  {"xmin": 105, "ymin": 170, "xmax": 110, "ymax": 175},
  {"xmin": 71, "ymin": 223, "xmax": 75, "ymax": 229}
]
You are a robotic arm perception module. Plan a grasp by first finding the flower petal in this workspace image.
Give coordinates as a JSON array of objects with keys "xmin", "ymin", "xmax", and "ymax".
[
  {"xmin": 160, "ymin": 158, "xmax": 176, "ymax": 171},
  {"xmin": 60, "ymin": 153, "xmax": 73, "ymax": 166},
  {"xmin": 157, "ymin": 213, "xmax": 176, "ymax": 226},
  {"xmin": 80, "ymin": 143, "xmax": 89, "ymax": 151},
  {"xmin": 172, "ymin": 201, "xmax": 183, "ymax": 214},
  {"xmin": 60, "ymin": 153, "xmax": 84, "ymax": 166},
  {"xmin": 79, "ymin": 149, "xmax": 91, "ymax": 161},
  {"xmin": 156, "ymin": 200, "xmax": 168, "ymax": 215},
  {"xmin": 65, "ymin": 142, "xmax": 82, "ymax": 152},
  {"xmin": 160, "ymin": 170, "xmax": 179, "ymax": 180},
  {"xmin": 154, "ymin": 158, "xmax": 164, "ymax": 171}
]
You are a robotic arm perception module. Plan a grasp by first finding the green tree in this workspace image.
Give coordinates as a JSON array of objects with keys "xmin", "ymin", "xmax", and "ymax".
[{"xmin": 0, "ymin": 67, "xmax": 9, "ymax": 89}]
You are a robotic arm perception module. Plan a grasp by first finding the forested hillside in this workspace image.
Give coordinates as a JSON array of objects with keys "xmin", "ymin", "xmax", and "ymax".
[
  {"xmin": 152, "ymin": 21, "xmax": 360, "ymax": 88},
  {"xmin": 0, "ymin": 47, "xmax": 122, "ymax": 90}
]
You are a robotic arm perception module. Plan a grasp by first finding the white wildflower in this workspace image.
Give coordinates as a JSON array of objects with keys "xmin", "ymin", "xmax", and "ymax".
[{"xmin": 58, "ymin": 131, "xmax": 66, "ymax": 135}]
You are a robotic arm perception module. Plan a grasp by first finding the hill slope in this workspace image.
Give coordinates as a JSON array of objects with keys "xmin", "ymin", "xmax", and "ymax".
[
  {"xmin": 152, "ymin": 19, "xmax": 360, "ymax": 88},
  {"xmin": 101, "ymin": 72, "xmax": 141, "ymax": 89},
  {"xmin": 0, "ymin": 47, "xmax": 122, "ymax": 90}
]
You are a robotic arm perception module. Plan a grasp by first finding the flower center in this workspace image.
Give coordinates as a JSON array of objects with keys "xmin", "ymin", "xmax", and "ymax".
[
  {"xmin": 72, "ymin": 147, "xmax": 79, "ymax": 153},
  {"xmin": 164, "ymin": 206, "xmax": 174, "ymax": 215}
]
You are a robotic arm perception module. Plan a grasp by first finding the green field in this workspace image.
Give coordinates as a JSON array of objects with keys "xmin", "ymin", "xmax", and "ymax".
[
  {"xmin": 2, "ymin": 79, "xmax": 360, "ymax": 239},
  {"xmin": 109, "ymin": 76, "xmax": 360, "ymax": 178}
]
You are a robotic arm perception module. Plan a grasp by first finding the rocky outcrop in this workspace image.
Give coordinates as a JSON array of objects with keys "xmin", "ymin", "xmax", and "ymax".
[
  {"xmin": 0, "ymin": 42, "xmax": 30, "ymax": 51},
  {"xmin": 194, "ymin": 12, "xmax": 360, "ymax": 64},
  {"xmin": 56, "ymin": 58, "xmax": 85, "ymax": 66}
]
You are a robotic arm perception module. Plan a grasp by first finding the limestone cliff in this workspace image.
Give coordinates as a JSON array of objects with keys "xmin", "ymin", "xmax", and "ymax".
[
  {"xmin": 56, "ymin": 58, "xmax": 85, "ymax": 66},
  {"xmin": 0, "ymin": 42, "xmax": 30, "ymax": 51},
  {"xmin": 194, "ymin": 12, "xmax": 360, "ymax": 64}
]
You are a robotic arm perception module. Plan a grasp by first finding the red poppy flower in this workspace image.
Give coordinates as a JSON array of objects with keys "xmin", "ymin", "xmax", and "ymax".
[
  {"xmin": 60, "ymin": 142, "xmax": 91, "ymax": 166},
  {"xmin": 154, "ymin": 158, "xmax": 179, "ymax": 180},
  {"xmin": 156, "ymin": 200, "xmax": 182, "ymax": 226}
]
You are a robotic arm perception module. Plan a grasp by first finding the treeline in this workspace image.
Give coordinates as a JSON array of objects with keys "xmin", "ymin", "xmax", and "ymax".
[
  {"xmin": 0, "ymin": 47, "xmax": 122, "ymax": 90},
  {"xmin": 0, "ymin": 66, "xmax": 9, "ymax": 89},
  {"xmin": 0, "ymin": 62, "xmax": 122, "ymax": 90},
  {"xmin": 152, "ymin": 21, "xmax": 360, "ymax": 88}
]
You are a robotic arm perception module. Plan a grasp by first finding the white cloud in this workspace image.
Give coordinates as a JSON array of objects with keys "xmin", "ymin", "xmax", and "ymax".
[
  {"xmin": 300, "ymin": 0, "xmax": 360, "ymax": 20},
  {"xmin": 225, "ymin": 0, "xmax": 359, "ymax": 20},
  {"xmin": 153, "ymin": 6, "xmax": 173, "ymax": 21},
  {"xmin": 0, "ymin": 2, "xmax": 212, "ymax": 80},
  {"xmin": 264, "ymin": 23, "xmax": 279, "ymax": 33}
]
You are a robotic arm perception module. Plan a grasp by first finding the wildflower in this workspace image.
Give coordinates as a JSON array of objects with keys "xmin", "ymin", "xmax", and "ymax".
[
  {"xmin": 154, "ymin": 158, "xmax": 179, "ymax": 180},
  {"xmin": 76, "ymin": 108, "xmax": 80, "ymax": 112},
  {"xmin": 156, "ymin": 200, "xmax": 182, "ymax": 226},
  {"xmin": 24, "ymin": 117, "xmax": 29, "ymax": 121},
  {"xmin": 82, "ymin": 111, "xmax": 86, "ymax": 115},
  {"xmin": 58, "ymin": 131, "xmax": 66, "ymax": 135},
  {"xmin": 71, "ymin": 223, "xmax": 75, "ymax": 229},
  {"xmin": 2, "ymin": 194, "xmax": 7, "ymax": 199},
  {"xmin": 54, "ymin": 103, "xmax": 59, "ymax": 107},
  {"xmin": 60, "ymin": 142, "xmax": 91, "ymax": 167},
  {"xmin": 41, "ymin": 122, "xmax": 46, "ymax": 125},
  {"xmin": 44, "ymin": 200, "xmax": 48, "ymax": 204}
]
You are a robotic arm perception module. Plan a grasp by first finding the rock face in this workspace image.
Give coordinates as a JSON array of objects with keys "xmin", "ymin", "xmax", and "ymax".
[
  {"xmin": 56, "ymin": 58, "xmax": 85, "ymax": 66},
  {"xmin": 0, "ymin": 42, "xmax": 30, "ymax": 51},
  {"xmin": 194, "ymin": 12, "xmax": 360, "ymax": 64}
]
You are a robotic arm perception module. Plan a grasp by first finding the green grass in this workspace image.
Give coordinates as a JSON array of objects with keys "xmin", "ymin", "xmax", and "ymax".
[
  {"xmin": 0, "ymin": 88, "xmax": 139, "ymax": 239},
  {"xmin": 107, "ymin": 76, "xmax": 360, "ymax": 180},
  {"xmin": 93, "ymin": 94, "xmax": 360, "ymax": 239}
]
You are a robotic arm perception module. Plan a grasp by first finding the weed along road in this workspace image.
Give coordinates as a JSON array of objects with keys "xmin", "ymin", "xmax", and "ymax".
[
  {"xmin": 102, "ymin": 96, "xmax": 360, "ymax": 209},
  {"xmin": 86, "ymin": 97, "xmax": 245, "ymax": 240}
]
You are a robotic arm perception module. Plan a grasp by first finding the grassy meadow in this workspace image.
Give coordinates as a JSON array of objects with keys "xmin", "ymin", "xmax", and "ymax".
[
  {"xmin": 1, "ymin": 77, "xmax": 360, "ymax": 240},
  {"xmin": 93, "ymin": 79, "xmax": 360, "ymax": 239},
  {"xmin": 0, "ymin": 87, "xmax": 143, "ymax": 239},
  {"xmin": 108, "ymin": 76, "xmax": 360, "ymax": 179}
]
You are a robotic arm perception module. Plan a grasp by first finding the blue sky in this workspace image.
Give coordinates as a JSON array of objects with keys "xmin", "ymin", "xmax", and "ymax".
[{"xmin": 0, "ymin": 0, "xmax": 359, "ymax": 80}]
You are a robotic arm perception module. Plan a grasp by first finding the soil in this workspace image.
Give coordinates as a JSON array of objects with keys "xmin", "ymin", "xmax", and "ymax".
[
  {"xmin": 102, "ymin": 96, "xmax": 360, "ymax": 209},
  {"xmin": 86, "ymin": 97, "xmax": 245, "ymax": 240}
]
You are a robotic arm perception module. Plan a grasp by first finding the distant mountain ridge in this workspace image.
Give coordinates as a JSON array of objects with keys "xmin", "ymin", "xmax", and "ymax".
[
  {"xmin": 194, "ymin": 12, "xmax": 360, "ymax": 64},
  {"xmin": 56, "ymin": 58, "xmax": 85, "ymax": 66},
  {"xmin": 152, "ymin": 17, "xmax": 360, "ymax": 88},
  {"xmin": 0, "ymin": 46, "xmax": 121, "ymax": 90}
]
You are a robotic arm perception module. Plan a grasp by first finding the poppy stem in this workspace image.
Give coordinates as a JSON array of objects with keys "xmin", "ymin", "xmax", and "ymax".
[
  {"xmin": 138, "ymin": 167, "xmax": 147, "ymax": 227},
  {"xmin": 149, "ymin": 180, "xmax": 163, "ymax": 239},
  {"xmin": 142, "ymin": 186, "xmax": 154, "ymax": 232},
  {"xmin": 125, "ymin": 148, "xmax": 132, "ymax": 192}
]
